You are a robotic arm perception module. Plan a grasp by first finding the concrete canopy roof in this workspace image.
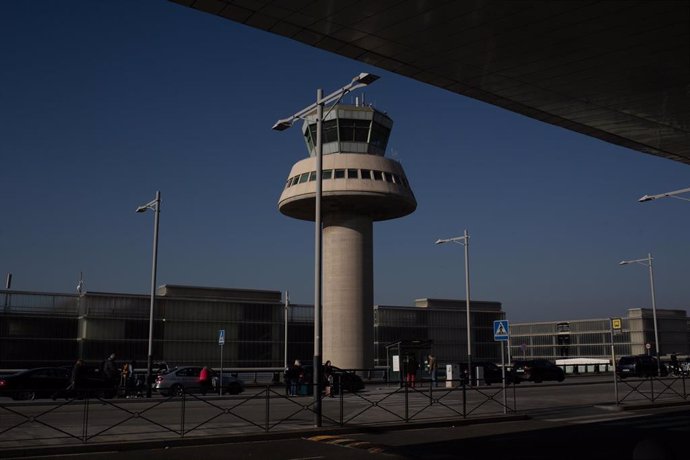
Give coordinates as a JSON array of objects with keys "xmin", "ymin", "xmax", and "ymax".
[{"xmin": 170, "ymin": 1, "xmax": 690, "ymax": 165}]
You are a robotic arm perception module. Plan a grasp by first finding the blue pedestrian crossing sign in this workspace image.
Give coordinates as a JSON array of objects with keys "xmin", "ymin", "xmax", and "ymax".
[
  {"xmin": 218, "ymin": 329, "xmax": 225, "ymax": 345},
  {"xmin": 493, "ymin": 320, "xmax": 510, "ymax": 341}
]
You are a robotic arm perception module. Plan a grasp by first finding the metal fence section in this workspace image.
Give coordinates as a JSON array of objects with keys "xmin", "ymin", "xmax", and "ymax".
[
  {"xmin": 615, "ymin": 374, "xmax": 688, "ymax": 404},
  {"xmin": 1, "ymin": 375, "xmax": 688, "ymax": 450}
]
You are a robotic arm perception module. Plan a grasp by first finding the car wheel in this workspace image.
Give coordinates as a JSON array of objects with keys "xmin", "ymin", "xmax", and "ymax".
[
  {"xmin": 557, "ymin": 374, "xmax": 565, "ymax": 382},
  {"xmin": 226, "ymin": 382, "xmax": 242, "ymax": 395},
  {"xmin": 171, "ymin": 384, "xmax": 184, "ymax": 397},
  {"xmin": 19, "ymin": 391, "xmax": 36, "ymax": 401}
]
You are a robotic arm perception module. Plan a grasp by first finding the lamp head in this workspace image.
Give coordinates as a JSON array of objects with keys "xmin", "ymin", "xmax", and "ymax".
[
  {"xmin": 136, "ymin": 206, "xmax": 148, "ymax": 213},
  {"xmin": 434, "ymin": 239, "xmax": 444, "ymax": 245},
  {"xmin": 638, "ymin": 195, "xmax": 654, "ymax": 203},
  {"xmin": 619, "ymin": 261, "xmax": 628, "ymax": 265},
  {"xmin": 272, "ymin": 120, "xmax": 292, "ymax": 131},
  {"xmin": 355, "ymin": 72, "xmax": 380, "ymax": 85}
]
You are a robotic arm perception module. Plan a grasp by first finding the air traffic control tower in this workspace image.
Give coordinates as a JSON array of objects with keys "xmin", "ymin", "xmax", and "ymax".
[{"xmin": 278, "ymin": 101, "xmax": 416, "ymax": 369}]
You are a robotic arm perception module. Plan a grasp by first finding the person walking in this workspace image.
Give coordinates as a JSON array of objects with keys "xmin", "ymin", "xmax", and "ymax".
[
  {"xmin": 120, "ymin": 361, "xmax": 135, "ymax": 397},
  {"xmin": 55, "ymin": 359, "xmax": 84, "ymax": 399},
  {"xmin": 323, "ymin": 360, "xmax": 334, "ymax": 397},
  {"xmin": 406, "ymin": 354, "xmax": 418, "ymax": 388},
  {"xmin": 199, "ymin": 366, "xmax": 211, "ymax": 395},
  {"xmin": 102, "ymin": 353, "xmax": 119, "ymax": 393},
  {"xmin": 286, "ymin": 360, "xmax": 301, "ymax": 396},
  {"xmin": 427, "ymin": 354, "xmax": 438, "ymax": 387}
]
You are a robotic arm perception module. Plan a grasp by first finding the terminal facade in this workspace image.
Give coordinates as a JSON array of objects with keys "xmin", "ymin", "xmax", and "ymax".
[
  {"xmin": 1, "ymin": 285, "xmax": 687, "ymax": 370},
  {"xmin": 0, "ymin": 286, "xmax": 504, "ymax": 369}
]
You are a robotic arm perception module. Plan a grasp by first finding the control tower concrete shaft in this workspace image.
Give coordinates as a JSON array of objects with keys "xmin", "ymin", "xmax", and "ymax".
[{"xmin": 278, "ymin": 102, "xmax": 416, "ymax": 369}]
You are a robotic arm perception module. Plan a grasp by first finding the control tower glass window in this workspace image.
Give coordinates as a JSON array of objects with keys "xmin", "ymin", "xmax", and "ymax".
[
  {"xmin": 306, "ymin": 120, "xmax": 339, "ymax": 150},
  {"xmin": 370, "ymin": 122, "xmax": 391, "ymax": 150},
  {"xmin": 339, "ymin": 119, "xmax": 371, "ymax": 142}
]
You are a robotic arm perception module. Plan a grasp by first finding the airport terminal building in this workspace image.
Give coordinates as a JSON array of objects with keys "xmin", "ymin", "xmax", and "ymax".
[
  {"xmin": 0, "ymin": 286, "xmax": 504, "ymax": 370},
  {"xmin": 510, "ymin": 308, "xmax": 690, "ymax": 362},
  {"xmin": 1, "ymin": 286, "xmax": 688, "ymax": 370}
]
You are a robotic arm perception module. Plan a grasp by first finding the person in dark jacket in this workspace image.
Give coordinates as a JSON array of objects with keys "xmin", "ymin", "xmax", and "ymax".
[
  {"xmin": 285, "ymin": 360, "xmax": 302, "ymax": 396},
  {"xmin": 53, "ymin": 359, "xmax": 84, "ymax": 400}
]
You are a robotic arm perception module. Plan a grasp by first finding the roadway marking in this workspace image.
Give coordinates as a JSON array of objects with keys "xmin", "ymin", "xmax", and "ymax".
[
  {"xmin": 306, "ymin": 434, "xmax": 391, "ymax": 454},
  {"xmin": 542, "ymin": 412, "xmax": 646, "ymax": 423}
]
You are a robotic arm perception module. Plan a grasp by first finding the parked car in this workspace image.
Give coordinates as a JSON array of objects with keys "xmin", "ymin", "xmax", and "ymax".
[
  {"xmin": 295, "ymin": 365, "xmax": 365, "ymax": 394},
  {"xmin": 0, "ymin": 365, "xmax": 118, "ymax": 400},
  {"xmin": 0, "ymin": 367, "xmax": 70, "ymax": 400},
  {"xmin": 154, "ymin": 366, "xmax": 245, "ymax": 397},
  {"xmin": 616, "ymin": 355, "xmax": 668, "ymax": 379},
  {"xmin": 511, "ymin": 359, "xmax": 565, "ymax": 383}
]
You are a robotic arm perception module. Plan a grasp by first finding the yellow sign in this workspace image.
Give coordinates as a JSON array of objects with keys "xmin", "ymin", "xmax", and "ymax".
[{"xmin": 611, "ymin": 318, "xmax": 622, "ymax": 330}]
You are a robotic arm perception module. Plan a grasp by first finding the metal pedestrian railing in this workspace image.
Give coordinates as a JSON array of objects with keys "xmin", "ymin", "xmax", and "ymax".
[
  {"xmin": 615, "ymin": 373, "xmax": 687, "ymax": 404},
  {"xmin": 1, "ymin": 374, "xmax": 688, "ymax": 450}
]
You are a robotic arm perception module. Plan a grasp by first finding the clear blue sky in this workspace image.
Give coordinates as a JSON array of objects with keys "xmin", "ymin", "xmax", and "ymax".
[{"xmin": 2, "ymin": 1, "xmax": 689, "ymax": 323}]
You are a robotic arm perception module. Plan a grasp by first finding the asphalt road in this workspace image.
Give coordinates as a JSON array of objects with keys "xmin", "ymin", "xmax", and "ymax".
[{"xmin": 9, "ymin": 406, "xmax": 689, "ymax": 460}]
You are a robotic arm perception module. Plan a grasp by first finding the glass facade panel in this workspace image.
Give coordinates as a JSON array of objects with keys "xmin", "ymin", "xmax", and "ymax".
[{"xmin": 334, "ymin": 169, "xmax": 346, "ymax": 179}]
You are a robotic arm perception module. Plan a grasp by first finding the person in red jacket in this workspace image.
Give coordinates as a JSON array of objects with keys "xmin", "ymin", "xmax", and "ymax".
[{"xmin": 199, "ymin": 366, "xmax": 211, "ymax": 395}]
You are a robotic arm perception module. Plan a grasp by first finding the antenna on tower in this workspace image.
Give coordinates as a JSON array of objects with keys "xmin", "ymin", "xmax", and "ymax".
[{"xmin": 77, "ymin": 272, "xmax": 85, "ymax": 295}]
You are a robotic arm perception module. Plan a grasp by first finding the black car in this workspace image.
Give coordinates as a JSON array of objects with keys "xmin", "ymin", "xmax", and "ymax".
[
  {"xmin": 292, "ymin": 365, "xmax": 365, "ymax": 395},
  {"xmin": 616, "ymin": 355, "xmax": 668, "ymax": 379},
  {"xmin": 458, "ymin": 361, "xmax": 512, "ymax": 385},
  {"xmin": 0, "ymin": 365, "xmax": 121, "ymax": 401},
  {"xmin": 0, "ymin": 367, "xmax": 70, "ymax": 400},
  {"xmin": 510, "ymin": 359, "xmax": 565, "ymax": 383}
]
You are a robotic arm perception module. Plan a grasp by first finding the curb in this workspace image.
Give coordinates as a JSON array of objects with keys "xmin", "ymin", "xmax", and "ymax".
[{"xmin": 595, "ymin": 400, "xmax": 690, "ymax": 411}]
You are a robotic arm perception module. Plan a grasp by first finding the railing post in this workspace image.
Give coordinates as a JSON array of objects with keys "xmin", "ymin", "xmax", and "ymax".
[
  {"xmin": 404, "ymin": 380, "xmax": 409, "ymax": 422},
  {"xmin": 650, "ymin": 376, "xmax": 655, "ymax": 403},
  {"xmin": 429, "ymin": 379, "xmax": 433, "ymax": 406},
  {"xmin": 265, "ymin": 385, "xmax": 270, "ymax": 432},
  {"xmin": 683, "ymin": 373, "xmax": 687, "ymax": 400},
  {"xmin": 82, "ymin": 397, "xmax": 89, "ymax": 443},
  {"xmin": 339, "ymin": 374, "xmax": 344, "ymax": 426},
  {"xmin": 180, "ymin": 391, "xmax": 186, "ymax": 437},
  {"xmin": 462, "ymin": 380, "xmax": 467, "ymax": 418}
]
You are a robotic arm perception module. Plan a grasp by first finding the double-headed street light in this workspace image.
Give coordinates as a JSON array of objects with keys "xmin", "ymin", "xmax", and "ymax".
[
  {"xmin": 273, "ymin": 72, "xmax": 379, "ymax": 426},
  {"xmin": 435, "ymin": 229, "xmax": 472, "ymax": 380},
  {"xmin": 136, "ymin": 191, "xmax": 161, "ymax": 398},
  {"xmin": 619, "ymin": 253, "xmax": 661, "ymax": 374}
]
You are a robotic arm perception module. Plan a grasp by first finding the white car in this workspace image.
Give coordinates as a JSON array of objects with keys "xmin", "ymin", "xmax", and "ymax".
[{"xmin": 154, "ymin": 366, "xmax": 245, "ymax": 397}]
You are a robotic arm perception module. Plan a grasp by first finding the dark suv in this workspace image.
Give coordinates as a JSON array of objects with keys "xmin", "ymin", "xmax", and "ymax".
[
  {"xmin": 511, "ymin": 359, "xmax": 565, "ymax": 383},
  {"xmin": 616, "ymin": 355, "xmax": 667, "ymax": 379}
]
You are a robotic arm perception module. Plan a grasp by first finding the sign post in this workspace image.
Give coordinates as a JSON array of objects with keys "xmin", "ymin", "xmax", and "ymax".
[
  {"xmin": 610, "ymin": 318, "xmax": 621, "ymax": 403},
  {"xmin": 218, "ymin": 329, "xmax": 225, "ymax": 395},
  {"xmin": 493, "ymin": 320, "xmax": 510, "ymax": 414}
]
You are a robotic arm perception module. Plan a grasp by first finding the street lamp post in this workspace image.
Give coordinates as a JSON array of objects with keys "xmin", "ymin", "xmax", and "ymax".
[
  {"xmin": 435, "ymin": 229, "xmax": 472, "ymax": 382},
  {"xmin": 136, "ymin": 191, "xmax": 161, "ymax": 398},
  {"xmin": 273, "ymin": 73, "xmax": 379, "ymax": 426},
  {"xmin": 619, "ymin": 253, "xmax": 661, "ymax": 374}
]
